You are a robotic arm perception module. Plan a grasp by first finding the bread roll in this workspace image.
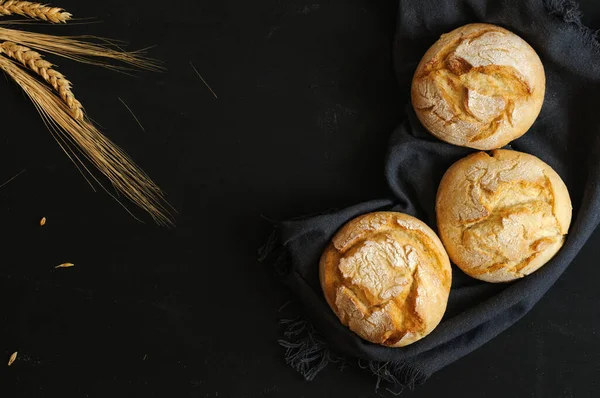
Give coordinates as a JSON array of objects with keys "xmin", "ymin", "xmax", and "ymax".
[
  {"xmin": 319, "ymin": 212, "xmax": 451, "ymax": 347},
  {"xmin": 436, "ymin": 150, "xmax": 572, "ymax": 282},
  {"xmin": 411, "ymin": 23, "xmax": 545, "ymax": 150}
]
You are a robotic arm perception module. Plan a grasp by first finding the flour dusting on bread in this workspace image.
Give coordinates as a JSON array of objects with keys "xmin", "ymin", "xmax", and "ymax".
[
  {"xmin": 412, "ymin": 23, "xmax": 545, "ymax": 150},
  {"xmin": 320, "ymin": 212, "xmax": 452, "ymax": 347},
  {"xmin": 436, "ymin": 150, "xmax": 572, "ymax": 282}
]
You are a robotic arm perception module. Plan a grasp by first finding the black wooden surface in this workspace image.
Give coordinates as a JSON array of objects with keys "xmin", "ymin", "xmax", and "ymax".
[{"xmin": 1, "ymin": 1, "xmax": 599, "ymax": 396}]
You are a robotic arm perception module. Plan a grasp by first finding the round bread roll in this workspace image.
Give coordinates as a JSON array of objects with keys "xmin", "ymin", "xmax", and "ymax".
[
  {"xmin": 411, "ymin": 23, "xmax": 545, "ymax": 150},
  {"xmin": 319, "ymin": 212, "xmax": 452, "ymax": 347},
  {"xmin": 436, "ymin": 150, "xmax": 572, "ymax": 283}
]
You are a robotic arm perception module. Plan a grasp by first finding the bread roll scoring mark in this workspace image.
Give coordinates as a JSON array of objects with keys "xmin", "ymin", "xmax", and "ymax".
[
  {"xmin": 338, "ymin": 237, "xmax": 418, "ymax": 301},
  {"xmin": 412, "ymin": 24, "xmax": 545, "ymax": 149},
  {"xmin": 437, "ymin": 150, "xmax": 572, "ymax": 282},
  {"xmin": 335, "ymin": 288, "xmax": 401, "ymax": 345},
  {"xmin": 447, "ymin": 56, "xmax": 473, "ymax": 75},
  {"xmin": 320, "ymin": 212, "xmax": 452, "ymax": 347}
]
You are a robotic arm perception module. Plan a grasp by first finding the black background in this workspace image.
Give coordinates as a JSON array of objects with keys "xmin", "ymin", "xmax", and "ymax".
[{"xmin": 1, "ymin": 0, "xmax": 599, "ymax": 396}]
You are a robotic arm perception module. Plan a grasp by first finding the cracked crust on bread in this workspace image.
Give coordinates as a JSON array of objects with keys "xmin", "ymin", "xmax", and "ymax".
[
  {"xmin": 436, "ymin": 150, "xmax": 572, "ymax": 282},
  {"xmin": 411, "ymin": 23, "xmax": 545, "ymax": 150},
  {"xmin": 319, "ymin": 212, "xmax": 452, "ymax": 347}
]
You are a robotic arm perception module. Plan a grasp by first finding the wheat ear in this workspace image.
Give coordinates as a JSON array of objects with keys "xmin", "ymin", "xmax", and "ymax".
[
  {"xmin": 0, "ymin": 1, "xmax": 71, "ymax": 23},
  {"xmin": 0, "ymin": 55, "xmax": 173, "ymax": 225},
  {"xmin": 0, "ymin": 41, "xmax": 83, "ymax": 120}
]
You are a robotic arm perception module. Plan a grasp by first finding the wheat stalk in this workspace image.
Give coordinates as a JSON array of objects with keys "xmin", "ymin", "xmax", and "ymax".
[
  {"xmin": 0, "ymin": 55, "xmax": 172, "ymax": 225},
  {"xmin": 0, "ymin": 1, "xmax": 71, "ymax": 23},
  {"xmin": 0, "ymin": 7, "xmax": 170, "ymax": 224},
  {"xmin": 0, "ymin": 41, "xmax": 83, "ymax": 119},
  {"xmin": 0, "ymin": 27, "xmax": 162, "ymax": 72}
]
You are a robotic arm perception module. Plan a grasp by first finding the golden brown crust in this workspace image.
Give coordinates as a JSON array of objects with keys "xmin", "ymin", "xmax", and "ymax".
[
  {"xmin": 319, "ymin": 212, "xmax": 452, "ymax": 347},
  {"xmin": 411, "ymin": 23, "xmax": 545, "ymax": 150},
  {"xmin": 436, "ymin": 150, "xmax": 572, "ymax": 282}
]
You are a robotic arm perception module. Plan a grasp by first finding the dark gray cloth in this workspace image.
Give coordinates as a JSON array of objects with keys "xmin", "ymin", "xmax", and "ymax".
[{"xmin": 272, "ymin": 0, "xmax": 600, "ymax": 388}]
